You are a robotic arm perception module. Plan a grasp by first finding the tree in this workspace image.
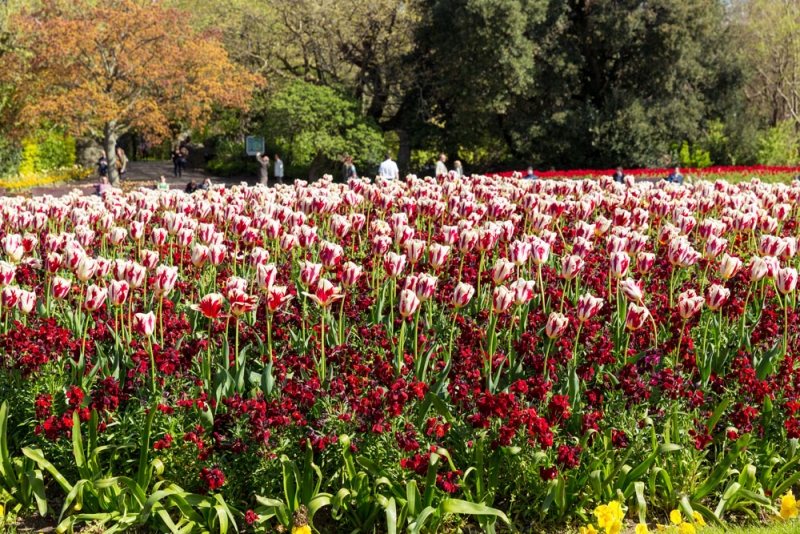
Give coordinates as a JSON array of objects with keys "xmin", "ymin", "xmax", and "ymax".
[
  {"xmin": 266, "ymin": 81, "xmax": 386, "ymax": 179},
  {"xmin": 414, "ymin": 0, "xmax": 745, "ymax": 169},
  {"xmin": 1, "ymin": 0, "xmax": 261, "ymax": 184},
  {"xmin": 740, "ymin": 0, "xmax": 800, "ymax": 130}
]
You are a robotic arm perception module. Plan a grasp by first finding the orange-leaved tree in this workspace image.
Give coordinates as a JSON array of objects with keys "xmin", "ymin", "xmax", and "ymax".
[{"xmin": 2, "ymin": 0, "xmax": 262, "ymax": 184}]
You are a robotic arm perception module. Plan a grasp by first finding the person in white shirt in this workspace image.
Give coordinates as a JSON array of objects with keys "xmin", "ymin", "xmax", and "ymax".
[
  {"xmin": 378, "ymin": 153, "xmax": 399, "ymax": 180},
  {"xmin": 435, "ymin": 153, "xmax": 448, "ymax": 177}
]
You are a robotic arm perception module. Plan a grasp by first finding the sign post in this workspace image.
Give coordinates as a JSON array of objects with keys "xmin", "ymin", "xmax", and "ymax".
[{"xmin": 245, "ymin": 136, "xmax": 265, "ymax": 156}]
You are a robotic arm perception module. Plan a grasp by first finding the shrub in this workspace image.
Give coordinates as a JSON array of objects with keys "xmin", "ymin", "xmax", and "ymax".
[{"xmin": 757, "ymin": 121, "xmax": 799, "ymax": 166}]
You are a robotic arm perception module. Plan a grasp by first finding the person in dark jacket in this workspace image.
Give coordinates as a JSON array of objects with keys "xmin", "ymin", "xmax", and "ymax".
[
  {"xmin": 256, "ymin": 152, "xmax": 270, "ymax": 185},
  {"xmin": 97, "ymin": 151, "xmax": 109, "ymax": 178},
  {"xmin": 612, "ymin": 166, "xmax": 625, "ymax": 183}
]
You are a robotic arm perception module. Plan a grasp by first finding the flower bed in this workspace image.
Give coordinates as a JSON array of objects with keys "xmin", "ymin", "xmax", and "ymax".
[
  {"xmin": 0, "ymin": 166, "xmax": 92, "ymax": 192},
  {"xmin": 0, "ymin": 174, "xmax": 799, "ymax": 533},
  {"xmin": 497, "ymin": 165, "xmax": 800, "ymax": 183}
]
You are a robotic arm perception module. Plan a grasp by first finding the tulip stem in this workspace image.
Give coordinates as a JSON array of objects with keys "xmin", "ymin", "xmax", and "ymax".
[
  {"xmin": 701, "ymin": 314, "xmax": 712, "ymax": 382},
  {"xmin": 572, "ymin": 323, "xmax": 583, "ymax": 363},
  {"xmin": 542, "ymin": 337, "xmax": 552, "ymax": 382},
  {"xmin": 318, "ymin": 309, "xmax": 326, "ymax": 382},
  {"xmin": 537, "ymin": 263, "xmax": 546, "ymax": 314},
  {"xmin": 234, "ymin": 317, "xmax": 240, "ymax": 376},
  {"xmin": 784, "ymin": 297, "xmax": 789, "ymax": 355},
  {"xmin": 447, "ymin": 312, "xmax": 458, "ymax": 364},
  {"xmin": 675, "ymin": 319, "xmax": 687, "ymax": 367},
  {"xmin": 413, "ymin": 307, "xmax": 420, "ymax": 364},
  {"xmin": 739, "ymin": 288, "xmax": 751, "ymax": 346},
  {"xmin": 158, "ymin": 296, "xmax": 164, "ymax": 348},
  {"xmin": 338, "ymin": 293, "xmax": 346, "ymax": 344},
  {"xmin": 396, "ymin": 320, "xmax": 406, "ymax": 375},
  {"xmin": 205, "ymin": 320, "xmax": 212, "ymax": 387},
  {"xmin": 623, "ymin": 334, "xmax": 630, "ymax": 367},
  {"xmin": 148, "ymin": 336, "xmax": 156, "ymax": 393},
  {"xmin": 486, "ymin": 313, "xmax": 498, "ymax": 391}
]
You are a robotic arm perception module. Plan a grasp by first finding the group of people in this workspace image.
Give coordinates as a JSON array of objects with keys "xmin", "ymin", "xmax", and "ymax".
[
  {"xmin": 96, "ymin": 147, "xmax": 128, "ymax": 181},
  {"xmin": 255, "ymin": 153, "xmax": 285, "ymax": 185},
  {"xmin": 611, "ymin": 165, "xmax": 684, "ymax": 184}
]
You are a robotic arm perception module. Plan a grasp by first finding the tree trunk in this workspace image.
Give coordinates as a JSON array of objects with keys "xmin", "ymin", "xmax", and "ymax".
[
  {"xmin": 104, "ymin": 121, "xmax": 119, "ymax": 186},
  {"xmin": 308, "ymin": 152, "xmax": 327, "ymax": 181},
  {"xmin": 397, "ymin": 129, "xmax": 411, "ymax": 176}
]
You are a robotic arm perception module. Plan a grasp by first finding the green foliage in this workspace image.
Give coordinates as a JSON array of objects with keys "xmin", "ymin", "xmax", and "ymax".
[
  {"xmin": 18, "ymin": 139, "xmax": 38, "ymax": 175},
  {"xmin": 18, "ymin": 131, "xmax": 77, "ymax": 174},
  {"xmin": 265, "ymin": 81, "xmax": 386, "ymax": 177},
  {"xmin": 0, "ymin": 137, "xmax": 21, "ymax": 177},
  {"xmin": 678, "ymin": 141, "xmax": 713, "ymax": 168},
  {"xmin": 414, "ymin": 0, "xmax": 745, "ymax": 169},
  {"xmin": 756, "ymin": 121, "xmax": 799, "ymax": 166},
  {"xmin": 205, "ymin": 138, "xmax": 257, "ymax": 177}
]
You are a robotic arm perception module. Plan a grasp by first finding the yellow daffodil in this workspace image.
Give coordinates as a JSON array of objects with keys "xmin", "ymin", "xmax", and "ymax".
[
  {"xmin": 691, "ymin": 511, "xmax": 706, "ymax": 527},
  {"xmin": 607, "ymin": 500, "xmax": 624, "ymax": 519},
  {"xmin": 606, "ymin": 519, "xmax": 622, "ymax": 534},
  {"xmin": 580, "ymin": 525, "xmax": 599, "ymax": 534},
  {"xmin": 291, "ymin": 526, "xmax": 311, "ymax": 534},
  {"xmin": 670, "ymin": 509, "xmax": 683, "ymax": 525},
  {"xmin": 680, "ymin": 523, "xmax": 696, "ymax": 534},
  {"xmin": 635, "ymin": 524, "xmax": 650, "ymax": 534},
  {"xmin": 780, "ymin": 491, "xmax": 799, "ymax": 520}
]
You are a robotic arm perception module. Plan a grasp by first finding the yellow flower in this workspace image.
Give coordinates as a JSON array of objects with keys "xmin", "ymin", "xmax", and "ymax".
[
  {"xmin": 580, "ymin": 526, "xmax": 599, "ymax": 534},
  {"xmin": 670, "ymin": 509, "xmax": 683, "ymax": 525},
  {"xmin": 691, "ymin": 511, "xmax": 706, "ymax": 527},
  {"xmin": 607, "ymin": 500, "xmax": 624, "ymax": 520},
  {"xmin": 656, "ymin": 524, "xmax": 665, "ymax": 532},
  {"xmin": 680, "ymin": 523, "xmax": 696, "ymax": 534},
  {"xmin": 291, "ymin": 526, "xmax": 311, "ymax": 534},
  {"xmin": 780, "ymin": 491, "xmax": 799, "ymax": 520},
  {"xmin": 606, "ymin": 519, "xmax": 622, "ymax": 534},
  {"xmin": 636, "ymin": 524, "xmax": 650, "ymax": 534}
]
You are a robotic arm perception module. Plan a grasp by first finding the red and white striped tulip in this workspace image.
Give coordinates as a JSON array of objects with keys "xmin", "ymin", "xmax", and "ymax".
[
  {"xmin": 399, "ymin": 288, "xmax": 421, "ymax": 318},
  {"xmin": 108, "ymin": 280, "xmax": 130, "ymax": 306},
  {"xmin": 706, "ymin": 284, "xmax": 730, "ymax": 311},
  {"xmin": 577, "ymin": 293, "xmax": 604, "ymax": 322},
  {"xmin": 133, "ymin": 311, "xmax": 156, "ymax": 336},
  {"xmin": 85, "ymin": 285, "xmax": 108, "ymax": 311},
  {"xmin": 677, "ymin": 290, "xmax": 705, "ymax": 319},
  {"xmin": 452, "ymin": 283, "xmax": 475, "ymax": 308}
]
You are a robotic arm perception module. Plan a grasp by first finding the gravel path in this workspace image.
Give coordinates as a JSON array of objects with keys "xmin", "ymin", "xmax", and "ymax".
[{"xmin": 24, "ymin": 161, "xmax": 254, "ymax": 197}]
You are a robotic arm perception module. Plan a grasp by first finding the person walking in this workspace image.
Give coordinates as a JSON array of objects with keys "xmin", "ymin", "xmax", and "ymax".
[
  {"xmin": 273, "ymin": 154, "xmax": 284, "ymax": 184},
  {"xmin": 378, "ymin": 153, "xmax": 399, "ymax": 181},
  {"xmin": 341, "ymin": 155, "xmax": 351, "ymax": 182},
  {"xmin": 347, "ymin": 158, "xmax": 357, "ymax": 180},
  {"xmin": 171, "ymin": 146, "xmax": 183, "ymax": 178},
  {"xmin": 115, "ymin": 147, "xmax": 128, "ymax": 180},
  {"xmin": 453, "ymin": 160, "xmax": 463, "ymax": 177},
  {"xmin": 256, "ymin": 152, "xmax": 270, "ymax": 185},
  {"xmin": 435, "ymin": 153, "xmax": 448, "ymax": 177}
]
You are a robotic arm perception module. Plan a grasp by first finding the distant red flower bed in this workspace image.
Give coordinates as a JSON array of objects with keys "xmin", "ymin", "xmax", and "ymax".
[{"xmin": 496, "ymin": 165, "xmax": 800, "ymax": 179}]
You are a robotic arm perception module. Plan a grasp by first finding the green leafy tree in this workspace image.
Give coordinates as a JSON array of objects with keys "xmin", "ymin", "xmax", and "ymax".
[
  {"xmin": 266, "ymin": 81, "xmax": 387, "ymax": 179},
  {"xmin": 756, "ymin": 121, "xmax": 799, "ymax": 165},
  {"xmin": 413, "ymin": 0, "xmax": 745, "ymax": 169}
]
